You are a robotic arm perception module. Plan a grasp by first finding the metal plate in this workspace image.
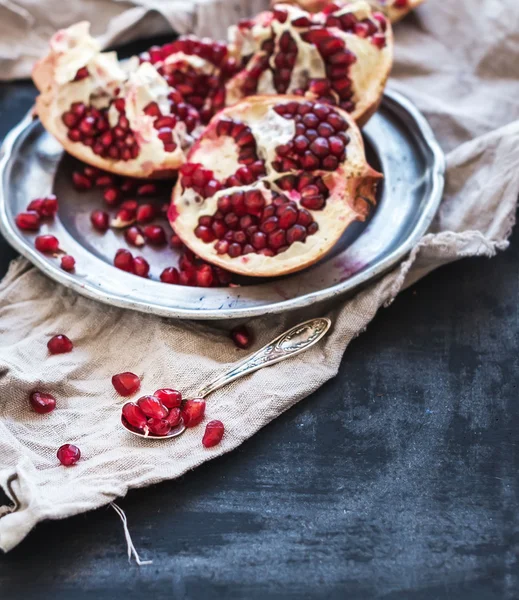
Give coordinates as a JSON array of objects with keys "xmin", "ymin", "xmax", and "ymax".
[{"xmin": 0, "ymin": 89, "xmax": 444, "ymax": 320}]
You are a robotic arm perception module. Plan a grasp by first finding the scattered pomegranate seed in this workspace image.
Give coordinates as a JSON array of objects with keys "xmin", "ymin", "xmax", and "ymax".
[
  {"xmin": 202, "ymin": 420, "xmax": 225, "ymax": 448},
  {"xmin": 72, "ymin": 171, "xmax": 93, "ymax": 191},
  {"xmin": 124, "ymin": 226, "xmax": 145, "ymax": 247},
  {"xmin": 154, "ymin": 388, "xmax": 182, "ymax": 409},
  {"xmin": 103, "ymin": 186, "xmax": 122, "ymax": 206},
  {"xmin": 181, "ymin": 398, "xmax": 206, "ymax": 428},
  {"xmin": 47, "ymin": 334, "xmax": 73, "ymax": 355},
  {"xmin": 160, "ymin": 267, "xmax": 180, "ymax": 284},
  {"xmin": 136, "ymin": 203, "xmax": 155, "ymax": 224},
  {"xmin": 147, "ymin": 418, "xmax": 172, "ymax": 436},
  {"xmin": 136, "ymin": 183, "xmax": 157, "ymax": 196},
  {"xmin": 57, "ymin": 444, "xmax": 81, "ymax": 466},
  {"xmin": 15, "ymin": 211, "xmax": 40, "ymax": 231},
  {"xmin": 112, "ymin": 372, "xmax": 141, "ymax": 396},
  {"xmin": 122, "ymin": 402, "xmax": 148, "ymax": 432},
  {"xmin": 165, "ymin": 407, "xmax": 182, "ymax": 427},
  {"xmin": 170, "ymin": 234, "xmax": 184, "ymax": 249},
  {"xmin": 143, "ymin": 225, "xmax": 167, "ymax": 245},
  {"xmin": 61, "ymin": 255, "xmax": 76, "ymax": 272},
  {"xmin": 27, "ymin": 195, "xmax": 58, "ymax": 218},
  {"xmin": 30, "ymin": 391, "xmax": 56, "ymax": 414},
  {"xmin": 91, "ymin": 209, "xmax": 109, "ymax": 232},
  {"xmin": 114, "ymin": 249, "xmax": 135, "ymax": 273},
  {"xmin": 137, "ymin": 395, "xmax": 169, "ymax": 419},
  {"xmin": 35, "ymin": 234, "xmax": 59, "ymax": 253},
  {"xmin": 231, "ymin": 325, "xmax": 253, "ymax": 349},
  {"xmin": 133, "ymin": 256, "xmax": 150, "ymax": 278}
]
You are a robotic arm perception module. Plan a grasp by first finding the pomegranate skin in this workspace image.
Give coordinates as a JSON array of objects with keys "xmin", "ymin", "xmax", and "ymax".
[
  {"xmin": 57, "ymin": 444, "xmax": 81, "ymax": 466},
  {"xmin": 202, "ymin": 420, "xmax": 225, "ymax": 448},
  {"xmin": 181, "ymin": 398, "xmax": 206, "ymax": 428}
]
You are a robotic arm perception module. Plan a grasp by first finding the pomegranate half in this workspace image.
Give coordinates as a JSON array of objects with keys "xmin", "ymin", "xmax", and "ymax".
[
  {"xmin": 226, "ymin": 1, "xmax": 394, "ymax": 127},
  {"xmin": 32, "ymin": 22, "xmax": 209, "ymax": 178},
  {"xmin": 273, "ymin": 0, "xmax": 425, "ymax": 23},
  {"xmin": 169, "ymin": 95, "xmax": 382, "ymax": 278}
]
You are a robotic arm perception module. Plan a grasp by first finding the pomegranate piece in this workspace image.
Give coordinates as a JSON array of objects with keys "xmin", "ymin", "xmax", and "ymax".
[
  {"xmin": 61, "ymin": 255, "xmax": 76, "ymax": 272},
  {"xmin": 137, "ymin": 395, "xmax": 169, "ymax": 419},
  {"xmin": 165, "ymin": 407, "xmax": 182, "ymax": 428},
  {"xmin": 91, "ymin": 209, "xmax": 109, "ymax": 232},
  {"xmin": 154, "ymin": 388, "xmax": 182, "ymax": 409},
  {"xmin": 112, "ymin": 372, "xmax": 141, "ymax": 396},
  {"xmin": 47, "ymin": 334, "xmax": 73, "ymax": 354},
  {"xmin": 231, "ymin": 325, "xmax": 253, "ymax": 349},
  {"xmin": 30, "ymin": 391, "xmax": 56, "ymax": 414},
  {"xmin": 121, "ymin": 402, "xmax": 148, "ymax": 432},
  {"xmin": 147, "ymin": 418, "xmax": 172, "ymax": 436},
  {"xmin": 202, "ymin": 420, "xmax": 225, "ymax": 448},
  {"xmin": 15, "ymin": 211, "xmax": 40, "ymax": 231},
  {"xmin": 170, "ymin": 96, "xmax": 381, "ymax": 277},
  {"xmin": 181, "ymin": 398, "xmax": 206, "ymax": 428},
  {"xmin": 35, "ymin": 234, "xmax": 60, "ymax": 253},
  {"xmin": 57, "ymin": 443, "xmax": 81, "ymax": 466},
  {"xmin": 114, "ymin": 249, "xmax": 135, "ymax": 273}
]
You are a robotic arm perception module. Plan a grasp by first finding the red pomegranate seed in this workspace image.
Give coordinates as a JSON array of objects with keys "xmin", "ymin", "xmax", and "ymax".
[
  {"xmin": 103, "ymin": 187, "xmax": 122, "ymax": 206},
  {"xmin": 47, "ymin": 334, "xmax": 73, "ymax": 354},
  {"xmin": 160, "ymin": 267, "xmax": 180, "ymax": 284},
  {"xmin": 122, "ymin": 402, "xmax": 148, "ymax": 432},
  {"xmin": 91, "ymin": 210, "xmax": 109, "ymax": 232},
  {"xmin": 57, "ymin": 444, "xmax": 81, "ymax": 466},
  {"xmin": 181, "ymin": 398, "xmax": 206, "ymax": 428},
  {"xmin": 147, "ymin": 418, "xmax": 172, "ymax": 437},
  {"xmin": 124, "ymin": 226, "xmax": 145, "ymax": 247},
  {"xmin": 27, "ymin": 199, "xmax": 44, "ymax": 214},
  {"xmin": 136, "ymin": 204, "xmax": 155, "ymax": 224},
  {"xmin": 114, "ymin": 249, "xmax": 135, "ymax": 273},
  {"xmin": 154, "ymin": 388, "xmax": 182, "ymax": 409},
  {"xmin": 170, "ymin": 234, "xmax": 184, "ymax": 249},
  {"xmin": 202, "ymin": 420, "xmax": 225, "ymax": 448},
  {"xmin": 137, "ymin": 395, "xmax": 169, "ymax": 419},
  {"xmin": 165, "ymin": 407, "xmax": 182, "ymax": 427},
  {"xmin": 61, "ymin": 255, "xmax": 76, "ymax": 272},
  {"xmin": 30, "ymin": 391, "xmax": 56, "ymax": 414},
  {"xmin": 143, "ymin": 225, "xmax": 167, "ymax": 245},
  {"xmin": 134, "ymin": 256, "xmax": 150, "ymax": 278},
  {"xmin": 112, "ymin": 372, "xmax": 141, "ymax": 396},
  {"xmin": 196, "ymin": 265, "xmax": 214, "ymax": 287},
  {"xmin": 136, "ymin": 183, "xmax": 157, "ymax": 196},
  {"xmin": 41, "ymin": 195, "xmax": 58, "ymax": 217},
  {"xmin": 15, "ymin": 211, "xmax": 40, "ymax": 231},
  {"xmin": 35, "ymin": 234, "xmax": 59, "ymax": 253},
  {"xmin": 231, "ymin": 325, "xmax": 252, "ymax": 349},
  {"xmin": 72, "ymin": 171, "xmax": 93, "ymax": 191}
]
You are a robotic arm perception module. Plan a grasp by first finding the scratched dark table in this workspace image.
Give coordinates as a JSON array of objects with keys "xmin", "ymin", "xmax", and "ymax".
[{"xmin": 0, "ymin": 40, "xmax": 518, "ymax": 600}]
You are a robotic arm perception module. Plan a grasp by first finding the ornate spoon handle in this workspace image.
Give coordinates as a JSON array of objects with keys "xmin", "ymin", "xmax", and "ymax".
[{"xmin": 197, "ymin": 317, "xmax": 331, "ymax": 398}]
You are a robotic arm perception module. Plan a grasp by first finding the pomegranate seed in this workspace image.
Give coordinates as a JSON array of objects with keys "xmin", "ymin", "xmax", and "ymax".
[
  {"xmin": 165, "ymin": 407, "xmax": 182, "ymax": 427},
  {"xmin": 134, "ymin": 256, "xmax": 150, "ymax": 278},
  {"xmin": 154, "ymin": 388, "xmax": 182, "ymax": 409},
  {"xmin": 202, "ymin": 420, "xmax": 225, "ymax": 448},
  {"xmin": 136, "ymin": 204, "xmax": 155, "ymax": 224},
  {"xmin": 103, "ymin": 187, "xmax": 122, "ymax": 206},
  {"xmin": 122, "ymin": 402, "xmax": 148, "ymax": 432},
  {"xmin": 160, "ymin": 267, "xmax": 180, "ymax": 284},
  {"xmin": 30, "ymin": 391, "xmax": 56, "ymax": 414},
  {"xmin": 231, "ymin": 325, "xmax": 252, "ymax": 349},
  {"xmin": 143, "ymin": 225, "xmax": 167, "ymax": 245},
  {"xmin": 196, "ymin": 265, "xmax": 214, "ymax": 287},
  {"xmin": 72, "ymin": 171, "xmax": 93, "ymax": 191},
  {"xmin": 124, "ymin": 226, "xmax": 145, "ymax": 247},
  {"xmin": 137, "ymin": 395, "xmax": 169, "ymax": 419},
  {"xmin": 147, "ymin": 418, "xmax": 172, "ymax": 437},
  {"xmin": 35, "ymin": 234, "xmax": 59, "ymax": 253},
  {"xmin": 181, "ymin": 398, "xmax": 206, "ymax": 428},
  {"xmin": 57, "ymin": 444, "xmax": 81, "ymax": 466},
  {"xmin": 136, "ymin": 183, "xmax": 158, "ymax": 196},
  {"xmin": 112, "ymin": 372, "xmax": 141, "ymax": 396},
  {"xmin": 47, "ymin": 334, "xmax": 73, "ymax": 354},
  {"xmin": 114, "ymin": 249, "xmax": 135, "ymax": 273},
  {"xmin": 15, "ymin": 211, "xmax": 40, "ymax": 231},
  {"xmin": 91, "ymin": 210, "xmax": 109, "ymax": 232},
  {"xmin": 95, "ymin": 174, "xmax": 115, "ymax": 188},
  {"xmin": 27, "ymin": 199, "xmax": 44, "ymax": 214},
  {"xmin": 170, "ymin": 234, "xmax": 184, "ymax": 249},
  {"xmin": 61, "ymin": 255, "xmax": 76, "ymax": 272}
]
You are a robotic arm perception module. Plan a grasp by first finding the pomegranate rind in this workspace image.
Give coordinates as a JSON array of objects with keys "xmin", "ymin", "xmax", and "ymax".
[
  {"xmin": 271, "ymin": 0, "xmax": 425, "ymax": 23},
  {"xmin": 170, "ymin": 95, "xmax": 382, "ymax": 278},
  {"xmin": 226, "ymin": 1, "xmax": 394, "ymax": 128},
  {"xmin": 32, "ymin": 22, "xmax": 192, "ymax": 179}
]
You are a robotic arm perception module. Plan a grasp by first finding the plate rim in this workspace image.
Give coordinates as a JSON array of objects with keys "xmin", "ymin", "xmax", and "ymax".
[{"xmin": 0, "ymin": 89, "xmax": 445, "ymax": 320}]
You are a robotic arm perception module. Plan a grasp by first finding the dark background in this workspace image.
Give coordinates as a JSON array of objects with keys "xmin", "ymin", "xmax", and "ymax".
[{"xmin": 0, "ymin": 39, "xmax": 518, "ymax": 600}]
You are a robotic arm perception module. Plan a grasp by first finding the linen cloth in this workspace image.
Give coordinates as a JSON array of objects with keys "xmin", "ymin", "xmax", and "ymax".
[{"xmin": 1, "ymin": 0, "xmax": 519, "ymax": 552}]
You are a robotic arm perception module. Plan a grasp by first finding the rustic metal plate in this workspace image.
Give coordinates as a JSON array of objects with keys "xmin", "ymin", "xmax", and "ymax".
[{"xmin": 0, "ymin": 89, "xmax": 444, "ymax": 320}]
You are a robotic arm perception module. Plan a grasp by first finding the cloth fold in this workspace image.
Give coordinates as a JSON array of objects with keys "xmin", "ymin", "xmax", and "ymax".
[{"xmin": 1, "ymin": 0, "xmax": 519, "ymax": 552}]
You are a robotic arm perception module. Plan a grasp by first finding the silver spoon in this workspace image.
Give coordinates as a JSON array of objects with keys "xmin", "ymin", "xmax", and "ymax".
[{"xmin": 121, "ymin": 317, "xmax": 332, "ymax": 440}]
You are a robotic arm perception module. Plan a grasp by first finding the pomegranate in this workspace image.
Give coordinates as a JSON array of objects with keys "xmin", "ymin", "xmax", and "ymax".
[
  {"xmin": 47, "ymin": 334, "xmax": 73, "ymax": 354},
  {"xmin": 275, "ymin": 0, "xmax": 425, "ymax": 23},
  {"xmin": 226, "ymin": 1, "xmax": 393, "ymax": 126},
  {"xmin": 57, "ymin": 443, "xmax": 81, "ymax": 466},
  {"xmin": 32, "ymin": 22, "xmax": 205, "ymax": 178},
  {"xmin": 202, "ymin": 420, "xmax": 225, "ymax": 448},
  {"xmin": 169, "ymin": 96, "xmax": 381, "ymax": 277}
]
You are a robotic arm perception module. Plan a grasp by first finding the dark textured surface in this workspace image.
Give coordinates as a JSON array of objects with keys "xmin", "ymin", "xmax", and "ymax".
[{"xmin": 0, "ymin": 76, "xmax": 518, "ymax": 599}]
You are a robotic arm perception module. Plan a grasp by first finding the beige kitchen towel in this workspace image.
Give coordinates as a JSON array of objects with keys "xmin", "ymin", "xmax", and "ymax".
[{"xmin": 1, "ymin": 0, "xmax": 519, "ymax": 552}]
